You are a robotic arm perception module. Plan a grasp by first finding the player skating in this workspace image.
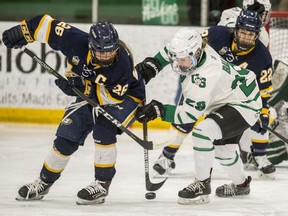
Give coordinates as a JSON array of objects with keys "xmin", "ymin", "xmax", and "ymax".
[
  {"xmin": 136, "ymin": 9, "xmax": 276, "ymax": 179},
  {"xmin": 136, "ymin": 28, "xmax": 262, "ymax": 204},
  {"xmin": 2, "ymin": 15, "xmax": 145, "ymax": 204}
]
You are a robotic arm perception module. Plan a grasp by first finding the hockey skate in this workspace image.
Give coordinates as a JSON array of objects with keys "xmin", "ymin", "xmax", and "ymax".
[
  {"xmin": 178, "ymin": 177, "xmax": 211, "ymax": 205},
  {"xmin": 76, "ymin": 180, "xmax": 111, "ymax": 205},
  {"xmin": 215, "ymin": 176, "xmax": 252, "ymax": 198},
  {"xmin": 16, "ymin": 177, "xmax": 53, "ymax": 201},
  {"xmin": 245, "ymin": 152, "xmax": 258, "ymax": 170},
  {"xmin": 153, "ymin": 154, "xmax": 176, "ymax": 176},
  {"xmin": 252, "ymin": 155, "xmax": 276, "ymax": 180}
]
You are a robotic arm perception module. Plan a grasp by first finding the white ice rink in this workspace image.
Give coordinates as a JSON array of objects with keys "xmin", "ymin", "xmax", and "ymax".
[{"xmin": 0, "ymin": 123, "xmax": 288, "ymax": 216}]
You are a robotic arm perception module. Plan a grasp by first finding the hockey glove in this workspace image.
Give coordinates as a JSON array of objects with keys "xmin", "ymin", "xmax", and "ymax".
[
  {"xmin": 55, "ymin": 76, "xmax": 85, "ymax": 97},
  {"xmin": 251, "ymin": 108, "xmax": 270, "ymax": 135},
  {"xmin": 2, "ymin": 20, "xmax": 34, "ymax": 49},
  {"xmin": 135, "ymin": 57, "xmax": 162, "ymax": 84},
  {"xmin": 246, "ymin": 2, "xmax": 265, "ymax": 14},
  {"xmin": 135, "ymin": 100, "xmax": 165, "ymax": 123}
]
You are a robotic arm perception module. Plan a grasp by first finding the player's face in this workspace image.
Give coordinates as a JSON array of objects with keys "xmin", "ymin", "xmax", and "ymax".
[
  {"xmin": 94, "ymin": 50, "xmax": 118, "ymax": 62},
  {"xmin": 175, "ymin": 56, "xmax": 193, "ymax": 71},
  {"xmin": 236, "ymin": 29, "xmax": 257, "ymax": 45}
]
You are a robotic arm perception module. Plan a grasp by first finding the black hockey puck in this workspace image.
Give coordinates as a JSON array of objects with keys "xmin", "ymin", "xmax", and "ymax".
[{"xmin": 145, "ymin": 192, "xmax": 156, "ymax": 200}]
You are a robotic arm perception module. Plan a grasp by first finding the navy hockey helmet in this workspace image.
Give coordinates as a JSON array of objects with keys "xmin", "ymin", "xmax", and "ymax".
[
  {"xmin": 234, "ymin": 9, "xmax": 262, "ymax": 51},
  {"xmin": 236, "ymin": 9, "xmax": 262, "ymax": 32},
  {"xmin": 89, "ymin": 22, "xmax": 119, "ymax": 66},
  {"xmin": 89, "ymin": 22, "xmax": 119, "ymax": 52}
]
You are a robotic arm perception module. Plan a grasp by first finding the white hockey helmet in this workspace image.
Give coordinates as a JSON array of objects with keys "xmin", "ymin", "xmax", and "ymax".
[
  {"xmin": 242, "ymin": 0, "xmax": 271, "ymax": 25},
  {"xmin": 167, "ymin": 28, "xmax": 203, "ymax": 76}
]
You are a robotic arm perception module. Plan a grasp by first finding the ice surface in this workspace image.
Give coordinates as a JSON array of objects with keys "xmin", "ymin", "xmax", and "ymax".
[{"xmin": 0, "ymin": 123, "xmax": 287, "ymax": 216}]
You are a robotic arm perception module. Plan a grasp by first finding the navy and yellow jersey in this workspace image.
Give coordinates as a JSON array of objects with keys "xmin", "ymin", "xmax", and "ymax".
[
  {"xmin": 27, "ymin": 14, "xmax": 145, "ymax": 105},
  {"xmin": 204, "ymin": 25, "xmax": 273, "ymax": 109}
]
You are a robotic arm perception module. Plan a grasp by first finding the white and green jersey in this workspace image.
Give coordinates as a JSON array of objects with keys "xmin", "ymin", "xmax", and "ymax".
[{"xmin": 160, "ymin": 45, "xmax": 262, "ymax": 126}]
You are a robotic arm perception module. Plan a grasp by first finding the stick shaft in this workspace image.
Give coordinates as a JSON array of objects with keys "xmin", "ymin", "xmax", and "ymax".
[
  {"xmin": 143, "ymin": 120, "xmax": 167, "ymax": 191},
  {"xmin": 22, "ymin": 47, "xmax": 153, "ymax": 150}
]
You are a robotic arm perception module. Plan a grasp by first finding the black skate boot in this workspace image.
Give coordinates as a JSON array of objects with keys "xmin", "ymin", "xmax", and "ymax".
[
  {"xmin": 76, "ymin": 180, "xmax": 111, "ymax": 205},
  {"xmin": 252, "ymin": 154, "xmax": 276, "ymax": 180},
  {"xmin": 153, "ymin": 154, "xmax": 176, "ymax": 175},
  {"xmin": 215, "ymin": 176, "xmax": 252, "ymax": 198},
  {"xmin": 16, "ymin": 177, "xmax": 53, "ymax": 201},
  {"xmin": 178, "ymin": 177, "xmax": 211, "ymax": 204}
]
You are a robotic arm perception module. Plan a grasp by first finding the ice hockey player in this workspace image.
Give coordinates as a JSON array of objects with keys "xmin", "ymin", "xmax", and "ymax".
[
  {"xmin": 156, "ymin": 0, "xmax": 272, "ymax": 164},
  {"xmin": 136, "ymin": 28, "xmax": 262, "ymax": 204},
  {"xmin": 135, "ymin": 9, "xmax": 276, "ymax": 180},
  {"xmin": 218, "ymin": 0, "xmax": 271, "ymax": 47},
  {"xmin": 2, "ymin": 15, "xmax": 145, "ymax": 204},
  {"xmin": 207, "ymin": 9, "xmax": 275, "ymax": 179}
]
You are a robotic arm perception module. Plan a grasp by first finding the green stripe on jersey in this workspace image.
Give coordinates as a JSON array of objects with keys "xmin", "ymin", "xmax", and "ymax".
[
  {"xmin": 216, "ymin": 151, "xmax": 239, "ymax": 166},
  {"xmin": 154, "ymin": 48, "xmax": 170, "ymax": 69},
  {"xmin": 193, "ymin": 146, "xmax": 215, "ymax": 151},
  {"xmin": 186, "ymin": 112, "xmax": 198, "ymax": 121},
  {"xmin": 192, "ymin": 132, "xmax": 211, "ymax": 141},
  {"xmin": 163, "ymin": 104, "xmax": 177, "ymax": 123}
]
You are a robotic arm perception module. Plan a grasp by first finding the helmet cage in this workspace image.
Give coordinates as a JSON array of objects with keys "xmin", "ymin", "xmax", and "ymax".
[
  {"xmin": 167, "ymin": 28, "xmax": 203, "ymax": 76},
  {"xmin": 168, "ymin": 49, "xmax": 200, "ymax": 76},
  {"xmin": 89, "ymin": 43, "xmax": 119, "ymax": 67}
]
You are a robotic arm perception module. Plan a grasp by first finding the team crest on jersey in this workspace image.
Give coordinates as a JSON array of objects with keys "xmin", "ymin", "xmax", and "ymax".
[
  {"xmin": 72, "ymin": 56, "xmax": 80, "ymax": 65},
  {"xmin": 194, "ymin": 76, "xmax": 202, "ymax": 85},
  {"xmin": 61, "ymin": 118, "xmax": 72, "ymax": 125},
  {"xmin": 82, "ymin": 64, "xmax": 96, "ymax": 77},
  {"xmin": 219, "ymin": 47, "xmax": 228, "ymax": 55},
  {"xmin": 191, "ymin": 74, "xmax": 206, "ymax": 88}
]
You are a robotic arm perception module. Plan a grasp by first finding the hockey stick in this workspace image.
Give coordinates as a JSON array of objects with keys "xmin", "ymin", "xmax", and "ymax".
[
  {"xmin": 143, "ymin": 120, "xmax": 167, "ymax": 191},
  {"xmin": 21, "ymin": 47, "xmax": 153, "ymax": 150},
  {"xmin": 264, "ymin": 126, "xmax": 288, "ymax": 144}
]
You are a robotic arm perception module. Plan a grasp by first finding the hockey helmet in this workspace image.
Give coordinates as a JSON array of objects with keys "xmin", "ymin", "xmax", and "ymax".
[
  {"xmin": 234, "ymin": 9, "xmax": 262, "ymax": 51},
  {"xmin": 243, "ymin": 0, "xmax": 271, "ymax": 25},
  {"xmin": 89, "ymin": 22, "xmax": 119, "ymax": 67},
  {"xmin": 167, "ymin": 28, "xmax": 203, "ymax": 76}
]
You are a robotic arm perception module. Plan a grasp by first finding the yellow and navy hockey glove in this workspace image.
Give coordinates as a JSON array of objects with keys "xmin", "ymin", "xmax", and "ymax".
[{"xmin": 2, "ymin": 20, "xmax": 34, "ymax": 49}]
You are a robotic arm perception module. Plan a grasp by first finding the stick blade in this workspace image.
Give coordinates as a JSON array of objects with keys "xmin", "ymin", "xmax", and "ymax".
[
  {"xmin": 139, "ymin": 140, "xmax": 153, "ymax": 150},
  {"xmin": 145, "ymin": 176, "xmax": 167, "ymax": 191}
]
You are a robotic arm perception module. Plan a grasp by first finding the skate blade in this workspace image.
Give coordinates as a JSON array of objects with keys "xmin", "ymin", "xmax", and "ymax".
[
  {"xmin": 178, "ymin": 195, "xmax": 210, "ymax": 205},
  {"xmin": 216, "ymin": 193, "xmax": 251, "ymax": 198},
  {"xmin": 76, "ymin": 197, "xmax": 105, "ymax": 205},
  {"xmin": 258, "ymin": 171, "xmax": 276, "ymax": 180},
  {"xmin": 15, "ymin": 194, "xmax": 44, "ymax": 201}
]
